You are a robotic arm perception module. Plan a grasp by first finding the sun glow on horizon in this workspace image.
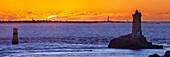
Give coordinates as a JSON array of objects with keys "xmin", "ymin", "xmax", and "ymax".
[{"xmin": 48, "ymin": 15, "xmax": 57, "ymax": 19}]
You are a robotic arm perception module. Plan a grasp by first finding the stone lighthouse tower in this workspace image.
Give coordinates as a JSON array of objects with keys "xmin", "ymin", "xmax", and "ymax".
[
  {"xmin": 132, "ymin": 10, "xmax": 142, "ymax": 37},
  {"xmin": 108, "ymin": 10, "xmax": 163, "ymax": 49}
]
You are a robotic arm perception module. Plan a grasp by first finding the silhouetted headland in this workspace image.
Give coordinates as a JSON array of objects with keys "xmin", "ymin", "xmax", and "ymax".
[
  {"xmin": 1, "ymin": 19, "xmax": 170, "ymax": 23},
  {"xmin": 108, "ymin": 10, "xmax": 163, "ymax": 49},
  {"xmin": 0, "ymin": 20, "xmax": 130, "ymax": 23}
]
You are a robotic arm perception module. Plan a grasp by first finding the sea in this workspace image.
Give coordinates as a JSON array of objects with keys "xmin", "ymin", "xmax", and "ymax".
[{"xmin": 0, "ymin": 23, "xmax": 170, "ymax": 57}]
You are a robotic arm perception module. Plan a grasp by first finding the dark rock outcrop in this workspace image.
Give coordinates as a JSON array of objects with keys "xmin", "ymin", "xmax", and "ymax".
[
  {"xmin": 148, "ymin": 54, "xmax": 160, "ymax": 57},
  {"xmin": 148, "ymin": 51, "xmax": 170, "ymax": 57},
  {"xmin": 108, "ymin": 34, "xmax": 163, "ymax": 49},
  {"xmin": 162, "ymin": 51, "xmax": 170, "ymax": 57}
]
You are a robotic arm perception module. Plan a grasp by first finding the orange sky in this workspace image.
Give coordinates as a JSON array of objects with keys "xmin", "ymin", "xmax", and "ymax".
[{"xmin": 0, "ymin": 0, "xmax": 170, "ymax": 21}]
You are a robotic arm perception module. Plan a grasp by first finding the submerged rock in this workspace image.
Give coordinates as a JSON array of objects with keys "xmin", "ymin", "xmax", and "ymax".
[{"xmin": 108, "ymin": 34, "xmax": 163, "ymax": 49}]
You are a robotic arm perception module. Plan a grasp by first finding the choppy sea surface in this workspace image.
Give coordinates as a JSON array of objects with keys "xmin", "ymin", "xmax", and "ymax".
[{"xmin": 0, "ymin": 23, "xmax": 170, "ymax": 57}]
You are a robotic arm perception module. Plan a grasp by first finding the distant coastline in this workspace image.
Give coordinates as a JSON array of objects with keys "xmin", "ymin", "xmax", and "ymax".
[{"xmin": 0, "ymin": 20, "xmax": 170, "ymax": 23}]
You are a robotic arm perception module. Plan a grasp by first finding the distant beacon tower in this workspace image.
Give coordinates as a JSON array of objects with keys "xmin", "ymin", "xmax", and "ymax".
[
  {"xmin": 132, "ymin": 10, "xmax": 142, "ymax": 36},
  {"xmin": 107, "ymin": 16, "xmax": 110, "ymax": 22}
]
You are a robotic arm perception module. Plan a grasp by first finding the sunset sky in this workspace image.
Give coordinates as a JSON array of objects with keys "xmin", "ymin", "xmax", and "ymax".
[{"xmin": 0, "ymin": 0, "xmax": 170, "ymax": 21}]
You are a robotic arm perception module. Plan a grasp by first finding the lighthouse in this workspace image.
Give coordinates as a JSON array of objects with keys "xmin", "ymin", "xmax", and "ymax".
[
  {"xmin": 132, "ymin": 10, "xmax": 142, "ymax": 37},
  {"xmin": 108, "ymin": 10, "xmax": 163, "ymax": 49}
]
